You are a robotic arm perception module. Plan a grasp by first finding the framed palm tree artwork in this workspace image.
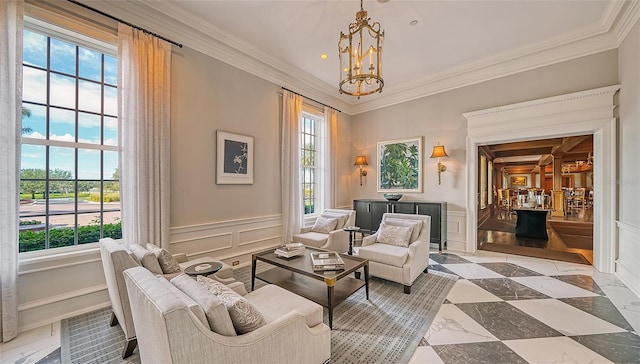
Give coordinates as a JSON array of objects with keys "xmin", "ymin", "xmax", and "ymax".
[
  {"xmin": 216, "ymin": 130, "xmax": 254, "ymax": 184},
  {"xmin": 377, "ymin": 137, "xmax": 423, "ymax": 193}
]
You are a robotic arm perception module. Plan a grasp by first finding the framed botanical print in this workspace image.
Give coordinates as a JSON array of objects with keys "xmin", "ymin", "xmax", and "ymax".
[
  {"xmin": 377, "ymin": 137, "xmax": 423, "ymax": 193},
  {"xmin": 216, "ymin": 130, "xmax": 254, "ymax": 184}
]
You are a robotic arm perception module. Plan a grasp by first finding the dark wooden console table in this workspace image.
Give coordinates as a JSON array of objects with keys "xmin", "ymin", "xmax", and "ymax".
[
  {"xmin": 514, "ymin": 208, "xmax": 550, "ymax": 240},
  {"xmin": 353, "ymin": 200, "xmax": 447, "ymax": 252}
]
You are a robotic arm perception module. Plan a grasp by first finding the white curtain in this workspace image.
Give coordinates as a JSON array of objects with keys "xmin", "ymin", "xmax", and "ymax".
[
  {"xmin": 281, "ymin": 91, "xmax": 303, "ymax": 244},
  {"xmin": 322, "ymin": 107, "xmax": 338, "ymax": 209},
  {"xmin": 118, "ymin": 24, "xmax": 172, "ymax": 249},
  {"xmin": 0, "ymin": 0, "xmax": 23, "ymax": 343}
]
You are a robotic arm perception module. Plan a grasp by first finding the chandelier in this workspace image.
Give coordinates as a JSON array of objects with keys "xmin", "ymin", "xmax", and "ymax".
[{"xmin": 338, "ymin": 0, "xmax": 384, "ymax": 98}]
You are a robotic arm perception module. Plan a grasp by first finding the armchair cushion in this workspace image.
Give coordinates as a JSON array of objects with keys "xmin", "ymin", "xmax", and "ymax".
[
  {"xmin": 147, "ymin": 243, "xmax": 182, "ymax": 274},
  {"xmin": 171, "ymin": 274, "xmax": 236, "ymax": 336},
  {"xmin": 377, "ymin": 223, "xmax": 413, "ymax": 248},
  {"xmin": 321, "ymin": 212, "xmax": 348, "ymax": 229},
  {"xmin": 385, "ymin": 218, "xmax": 423, "ymax": 243},
  {"xmin": 311, "ymin": 216, "xmax": 338, "ymax": 233},
  {"xmin": 246, "ymin": 284, "xmax": 324, "ymax": 328},
  {"xmin": 358, "ymin": 243, "xmax": 409, "ymax": 268},
  {"xmin": 197, "ymin": 276, "xmax": 266, "ymax": 334},
  {"xmin": 159, "ymin": 276, "xmax": 209, "ymax": 328},
  {"xmin": 293, "ymin": 231, "xmax": 328, "ymax": 248},
  {"xmin": 130, "ymin": 244, "xmax": 163, "ymax": 274}
]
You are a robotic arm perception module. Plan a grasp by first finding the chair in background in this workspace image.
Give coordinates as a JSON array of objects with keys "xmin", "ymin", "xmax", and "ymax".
[
  {"xmin": 357, "ymin": 213, "xmax": 431, "ymax": 294},
  {"xmin": 292, "ymin": 209, "xmax": 356, "ymax": 252}
]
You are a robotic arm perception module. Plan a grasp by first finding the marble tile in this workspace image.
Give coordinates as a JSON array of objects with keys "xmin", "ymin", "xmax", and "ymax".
[
  {"xmin": 445, "ymin": 279, "xmax": 502, "ymax": 304},
  {"xmin": 35, "ymin": 348, "xmax": 61, "ymax": 364},
  {"xmin": 509, "ymin": 299, "xmax": 627, "ymax": 336},
  {"xmin": 560, "ymin": 296, "xmax": 634, "ymax": 331},
  {"xmin": 456, "ymin": 301, "xmax": 563, "ymax": 340},
  {"xmin": 424, "ymin": 304, "xmax": 499, "ymax": 345},
  {"xmin": 459, "ymin": 250, "xmax": 508, "ymax": 263},
  {"xmin": 428, "ymin": 264, "xmax": 458, "ymax": 277},
  {"xmin": 506, "ymin": 254, "xmax": 594, "ymax": 276},
  {"xmin": 511, "ymin": 276, "xmax": 599, "ymax": 298},
  {"xmin": 551, "ymin": 274, "xmax": 606, "ymax": 295},
  {"xmin": 504, "ymin": 337, "xmax": 613, "ymax": 364},
  {"xmin": 432, "ymin": 341, "xmax": 528, "ymax": 364},
  {"xmin": 597, "ymin": 288, "xmax": 640, "ymax": 334},
  {"xmin": 571, "ymin": 332, "xmax": 640, "ymax": 364},
  {"xmin": 478, "ymin": 262, "xmax": 542, "ymax": 277},
  {"xmin": 440, "ymin": 264, "xmax": 505, "ymax": 279},
  {"xmin": 408, "ymin": 346, "xmax": 445, "ymax": 364},
  {"xmin": 469, "ymin": 278, "xmax": 550, "ymax": 300},
  {"xmin": 429, "ymin": 258, "xmax": 438, "ymax": 265},
  {"xmin": 429, "ymin": 254, "xmax": 471, "ymax": 265},
  {"xmin": 0, "ymin": 323, "xmax": 60, "ymax": 364}
]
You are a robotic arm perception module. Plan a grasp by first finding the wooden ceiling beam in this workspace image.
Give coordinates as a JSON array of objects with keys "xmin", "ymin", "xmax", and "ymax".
[{"xmin": 488, "ymin": 138, "xmax": 564, "ymax": 152}]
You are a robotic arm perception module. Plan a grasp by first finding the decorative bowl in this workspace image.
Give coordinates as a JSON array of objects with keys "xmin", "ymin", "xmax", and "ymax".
[{"xmin": 383, "ymin": 193, "xmax": 403, "ymax": 201}]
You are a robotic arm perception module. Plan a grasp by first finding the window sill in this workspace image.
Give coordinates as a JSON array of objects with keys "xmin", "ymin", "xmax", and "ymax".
[{"xmin": 19, "ymin": 242, "xmax": 100, "ymax": 265}]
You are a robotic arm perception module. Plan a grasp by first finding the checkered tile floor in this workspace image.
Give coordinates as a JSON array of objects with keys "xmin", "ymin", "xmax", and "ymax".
[{"xmin": 409, "ymin": 251, "xmax": 640, "ymax": 364}]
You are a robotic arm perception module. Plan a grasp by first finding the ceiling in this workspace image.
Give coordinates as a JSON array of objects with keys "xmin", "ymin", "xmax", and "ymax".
[
  {"xmin": 484, "ymin": 135, "xmax": 594, "ymax": 175},
  {"xmin": 92, "ymin": 0, "xmax": 638, "ymax": 114}
]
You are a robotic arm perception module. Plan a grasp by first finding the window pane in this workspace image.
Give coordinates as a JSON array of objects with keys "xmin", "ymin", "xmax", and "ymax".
[
  {"xmin": 78, "ymin": 80, "xmax": 102, "ymax": 113},
  {"xmin": 23, "ymin": 29, "xmax": 47, "ymax": 68},
  {"xmin": 78, "ymin": 180, "xmax": 99, "ymax": 201},
  {"xmin": 48, "ymin": 180, "xmax": 76, "ymax": 249},
  {"xmin": 104, "ymin": 55, "xmax": 117, "ymax": 85},
  {"xmin": 50, "ymin": 146, "xmax": 75, "ymax": 179},
  {"xmin": 103, "ymin": 116, "xmax": 118, "ymax": 146},
  {"xmin": 104, "ymin": 151, "xmax": 119, "ymax": 180},
  {"xmin": 78, "ymin": 112, "xmax": 101, "ymax": 144},
  {"xmin": 23, "ymin": 66, "xmax": 47, "ymax": 103},
  {"xmin": 78, "ymin": 199, "xmax": 103, "ymax": 245},
  {"xmin": 21, "ymin": 103, "xmax": 46, "ymax": 138},
  {"xmin": 21, "ymin": 144, "xmax": 46, "ymax": 170},
  {"xmin": 50, "ymin": 38, "xmax": 76, "ymax": 75},
  {"xmin": 19, "ymin": 174, "xmax": 46, "ymax": 201},
  {"xmin": 50, "ymin": 107, "xmax": 75, "ymax": 141},
  {"xmin": 78, "ymin": 149, "xmax": 100, "ymax": 179},
  {"xmin": 104, "ymin": 85, "xmax": 117, "ymax": 116},
  {"xmin": 50, "ymin": 73, "xmax": 76, "ymax": 109},
  {"xmin": 78, "ymin": 47, "xmax": 102, "ymax": 82}
]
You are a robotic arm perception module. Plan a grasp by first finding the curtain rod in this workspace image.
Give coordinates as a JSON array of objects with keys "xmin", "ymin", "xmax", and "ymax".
[
  {"xmin": 282, "ymin": 87, "xmax": 341, "ymax": 113},
  {"xmin": 66, "ymin": 0, "xmax": 183, "ymax": 48}
]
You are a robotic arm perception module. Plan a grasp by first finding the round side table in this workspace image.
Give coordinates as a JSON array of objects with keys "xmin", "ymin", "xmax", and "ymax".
[
  {"xmin": 343, "ymin": 226, "xmax": 361, "ymax": 256},
  {"xmin": 183, "ymin": 262, "xmax": 223, "ymax": 277}
]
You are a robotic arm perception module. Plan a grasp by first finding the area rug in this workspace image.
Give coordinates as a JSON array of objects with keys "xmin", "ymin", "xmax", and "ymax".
[{"xmin": 61, "ymin": 264, "xmax": 456, "ymax": 364}]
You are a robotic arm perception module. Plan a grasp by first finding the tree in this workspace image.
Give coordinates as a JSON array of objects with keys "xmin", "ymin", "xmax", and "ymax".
[
  {"xmin": 21, "ymin": 106, "xmax": 32, "ymax": 134},
  {"xmin": 20, "ymin": 169, "xmax": 46, "ymax": 198}
]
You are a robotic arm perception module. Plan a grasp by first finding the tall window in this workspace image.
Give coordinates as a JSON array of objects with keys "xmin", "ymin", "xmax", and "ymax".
[
  {"xmin": 19, "ymin": 24, "xmax": 120, "ymax": 253},
  {"xmin": 301, "ymin": 111, "xmax": 324, "ymax": 215}
]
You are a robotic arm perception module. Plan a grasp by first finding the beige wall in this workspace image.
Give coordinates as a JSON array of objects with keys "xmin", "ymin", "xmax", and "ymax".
[{"xmin": 351, "ymin": 50, "xmax": 619, "ymax": 211}]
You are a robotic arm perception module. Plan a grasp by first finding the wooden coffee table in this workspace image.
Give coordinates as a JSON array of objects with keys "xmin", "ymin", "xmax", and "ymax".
[{"xmin": 251, "ymin": 246, "xmax": 369, "ymax": 329}]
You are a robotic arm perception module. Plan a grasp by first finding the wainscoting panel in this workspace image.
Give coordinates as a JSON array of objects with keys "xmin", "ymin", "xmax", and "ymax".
[
  {"xmin": 446, "ymin": 210, "xmax": 467, "ymax": 253},
  {"xmin": 616, "ymin": 221, "xmax": 640, "ymax": 298}
]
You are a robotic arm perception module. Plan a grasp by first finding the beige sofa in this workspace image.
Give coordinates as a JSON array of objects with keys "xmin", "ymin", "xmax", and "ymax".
[
  {"xmin": 99, "ymin": 238, "xmax": 236, "ymax": 358},
  {"xmin": 124, "ymin": 266, "xmax": 331, "ymax": 364},
  {"xmin": 292, "ymin": 209, "xmax": 356, "ymax": 253},
  {"xmin": 357, "ymin": 213, "xmax": 431, "ymax": 294}
]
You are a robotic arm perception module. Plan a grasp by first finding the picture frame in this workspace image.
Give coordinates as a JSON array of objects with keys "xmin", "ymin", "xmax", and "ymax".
[
  {"xmin": 216, "ymin": 130, "xmax": 254, "ymax": 184},
  {"xmin": 510, "ymin": 176, "xmax": 527, "ymax": 186},
  {"xmin": 377, "ymin": 137, "xmax": 423, "ymax": 193}
]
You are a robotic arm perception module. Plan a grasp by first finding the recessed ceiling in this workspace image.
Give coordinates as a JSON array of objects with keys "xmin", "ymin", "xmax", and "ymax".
[{"xmin": 95, "ymin": 0, "xmax": 638, "ymax": 113}]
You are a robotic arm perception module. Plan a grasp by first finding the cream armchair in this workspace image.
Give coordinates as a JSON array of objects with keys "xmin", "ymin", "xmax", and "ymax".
[
  {"xmin": 99, "ymin": 238, "xmax": 235, "ymax": 358},
  {"xmin": 123, "ymin": 267, "xmax": 331, "ymax": 364},
  {"xmin": 357, "ymin": 213, "xmax": 431, "ymax": 294},
  {"xmin": 292, "ymin": 209, "xmax": 356, "ymax": 253}
]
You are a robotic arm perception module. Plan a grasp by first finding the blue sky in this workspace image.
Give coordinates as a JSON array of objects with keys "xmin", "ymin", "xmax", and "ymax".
[{"xmin": 21, "ymin": 29, "xmax": 119, "ymax": 180}]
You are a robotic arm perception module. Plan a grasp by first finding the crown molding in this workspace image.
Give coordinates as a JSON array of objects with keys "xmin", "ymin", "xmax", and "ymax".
[{"xmin": 83, "ymin": 0, "xmax": 636, "ymax": 116}]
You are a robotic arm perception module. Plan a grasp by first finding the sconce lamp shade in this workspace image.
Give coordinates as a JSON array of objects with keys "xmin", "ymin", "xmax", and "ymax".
[
  {"xmin": 354, "ymin": 155, "xmax": 369, "ymax": 166},
  {"xmin": 430, "ymin": 145, "xmax": 448, "ymax": 159}
]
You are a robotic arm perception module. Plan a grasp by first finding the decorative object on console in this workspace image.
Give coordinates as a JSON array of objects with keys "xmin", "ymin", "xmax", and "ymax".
[
  {"xmin": 354, "ymin": 155, "xmax": 368, "ymax": 186},
  {"xmin": 339, "ymin": 0, "xmax": 384, "ymax": 98},
  {"xmin": 383, "ymin": 193, "xmax": 403, "ymax": 201},
  {"xmin": 216, "ymin": 130, "xmax": 254, "ymax": 184},
  {"xmin": 430, "ymin": 143, "xmax": 448, "ymax": 185},
  {"xmin": 377, "ymin": 137, "xmax": 423, "ymax": 193}
]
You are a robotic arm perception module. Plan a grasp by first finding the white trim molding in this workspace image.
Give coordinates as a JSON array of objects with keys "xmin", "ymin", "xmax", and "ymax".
[
  {"xmin": 464, "ymin": 85, "xmax": 620, "ymax": 273},
  {"xmin": 615, "ymin": 220, "xmax": 640, "ymax": 298}
]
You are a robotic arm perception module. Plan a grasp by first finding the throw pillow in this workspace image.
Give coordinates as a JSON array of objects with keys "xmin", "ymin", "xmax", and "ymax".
[
  {"xmin": 171, "ymin": 274, "xmax": 236, "ymax": 336},
  {"xmin": 311, "ymin": 216, "xmax": 339, "ymax": 234},
  {"xmin": 384, "ymin": 218, "xmax": 423, "ymax": 243},
  {"xmin": 130, "ymin": 244, "xmax": 163, "ymax": 274},
  {"xmin": 321, "ymin": 212, "xmax": 348, "ymax": 230},
  {"xmin": 197, "ymin": 275, "xmax": 266, "ymax": 334},
  {"xmin": 146, "ymin": 243, "xmax": 182, "ymax": 274},
  {"xmin": 377, "ymin": 223, "xmax": 412, "ymax": 247}
]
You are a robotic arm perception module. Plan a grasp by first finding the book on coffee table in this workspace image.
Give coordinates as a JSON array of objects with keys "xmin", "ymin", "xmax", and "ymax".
[
  {"xmin": 274, "ymin": 245, "xmax": 305, "ymax": 258},
  {"xmin": 310, "ymin": 251, "xmax": 345, "ymax": 271}
]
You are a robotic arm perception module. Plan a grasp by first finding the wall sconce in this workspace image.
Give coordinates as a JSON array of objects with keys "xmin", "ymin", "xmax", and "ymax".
[
  {"xmin": 430, "ymin": 144, "xmax": 448, "ymax": 185},
  {"xmin": 354, "ymin": 155, "xmax": 368, "ymax": 186}
]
